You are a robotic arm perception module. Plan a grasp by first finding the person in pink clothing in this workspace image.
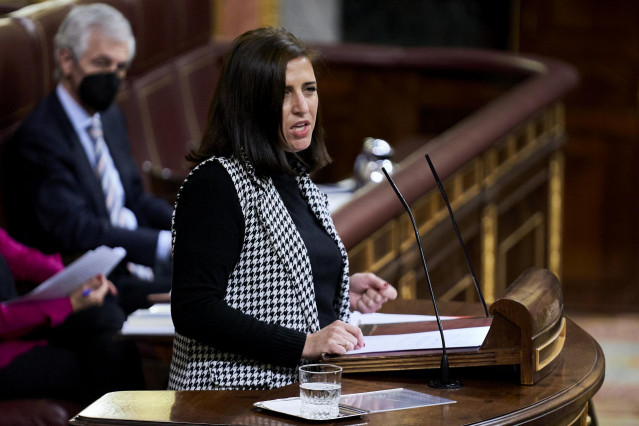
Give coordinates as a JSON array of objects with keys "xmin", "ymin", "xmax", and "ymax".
[
  {"xmin": 0, "ymin": 227, "xmax": 64, "ymax": 287},
  {"xmin": 0, "ymin": 228, "xmax": 144, "ymax": 404}
]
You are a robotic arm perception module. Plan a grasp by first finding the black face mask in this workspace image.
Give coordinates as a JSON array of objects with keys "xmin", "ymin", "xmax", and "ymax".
[{"xmin": 78, "ymin": 72, "xmax": 121, "ymax": 111}]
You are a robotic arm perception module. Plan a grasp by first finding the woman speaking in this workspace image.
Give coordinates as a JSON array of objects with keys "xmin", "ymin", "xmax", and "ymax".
[{"xmin": 169, "ymin": 27, "xmax": 397, "ymax": 390}]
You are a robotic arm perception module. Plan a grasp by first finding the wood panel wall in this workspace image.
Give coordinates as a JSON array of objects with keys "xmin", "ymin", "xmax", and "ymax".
[
  {"xmin": 212, "ymin": 0, "xmax": 639, "ymax": 312},
  {"xmin": 518, "ymin": 0, "xmax": 639, "ymax": 312}
]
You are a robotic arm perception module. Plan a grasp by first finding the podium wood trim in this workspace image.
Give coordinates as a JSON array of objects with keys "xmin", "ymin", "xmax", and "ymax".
[
  {"xmin": 324, "ymin": 268, "xmax": 564, "ymax": 385},
  {"xmin": 536, "ymin": 316, "xmax": 566, "ymax": 370}
]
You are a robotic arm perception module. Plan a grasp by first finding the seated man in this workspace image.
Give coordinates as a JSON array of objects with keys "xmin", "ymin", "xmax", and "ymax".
[{"xmin": 2, "ymin": 3, "xmax": 172, "ymax": 313}]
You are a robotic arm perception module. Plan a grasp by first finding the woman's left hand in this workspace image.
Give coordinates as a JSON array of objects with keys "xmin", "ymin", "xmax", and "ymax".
[{"xmin": 349, "ymin": 272, "xmax": 397, "ymax": 313}]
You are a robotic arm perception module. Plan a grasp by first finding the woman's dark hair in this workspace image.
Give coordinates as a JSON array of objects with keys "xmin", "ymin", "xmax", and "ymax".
[{"xmin": 187, "ymin": 27, "xmax": 331, "ymax": 176}]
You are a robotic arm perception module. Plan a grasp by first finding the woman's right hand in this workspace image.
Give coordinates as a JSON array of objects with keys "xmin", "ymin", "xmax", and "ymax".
[
  {"xmin": 301, "ymin": 320, "xmax": 365, "ymax": 360},
  {"xmin": 69, "ymin": 274, "xmax": 118, "ymax": 312}
]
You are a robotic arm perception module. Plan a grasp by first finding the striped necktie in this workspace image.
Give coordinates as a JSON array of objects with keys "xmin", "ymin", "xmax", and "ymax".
[
  {"xmin": 87, "ymin": 115, "xmax": 126, "ymax": 226},
  {"xmin": 86, "ymin": 115, "xmax": 154, "ymax": 281}
]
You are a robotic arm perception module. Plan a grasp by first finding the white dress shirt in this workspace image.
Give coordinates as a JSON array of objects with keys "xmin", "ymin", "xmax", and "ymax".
[{"xmin": 56, "ymin": 84, "xmax": 171, "ymax": 262}]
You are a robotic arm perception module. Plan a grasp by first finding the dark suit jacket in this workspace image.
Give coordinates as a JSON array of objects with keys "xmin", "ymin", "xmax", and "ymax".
[{"xmin": 2, "ymin": 91, "xmax": 173, "ymax": 266}]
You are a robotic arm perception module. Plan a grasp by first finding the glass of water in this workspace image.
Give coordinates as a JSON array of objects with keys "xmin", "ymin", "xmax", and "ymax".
[{"xmin": 299, "ymin": 363, "xmax": 342, "ymax": 419}]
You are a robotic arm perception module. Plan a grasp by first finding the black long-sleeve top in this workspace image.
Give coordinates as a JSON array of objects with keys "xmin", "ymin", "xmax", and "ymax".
[{"xmin": 171, "ymin": 160, "xmax": 343, "ymax": 367}]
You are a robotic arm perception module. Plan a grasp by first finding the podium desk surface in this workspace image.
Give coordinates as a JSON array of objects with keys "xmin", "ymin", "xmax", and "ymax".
[{"xmin": 70, "ymin": 316, "xmax": 604, "ymax": 425}]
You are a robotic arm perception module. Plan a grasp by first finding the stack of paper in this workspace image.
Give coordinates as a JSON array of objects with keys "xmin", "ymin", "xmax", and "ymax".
[
  {"xmin": 121, "ymin": 303, "xmax": 174, "ymax": 335},
  {"xmin": 6, "ymin": 246, "xmax": 126, "ymax": 304}
]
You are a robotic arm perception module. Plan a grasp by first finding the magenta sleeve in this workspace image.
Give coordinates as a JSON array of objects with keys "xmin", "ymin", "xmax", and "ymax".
[
  {"xmin": 0, "ymin": 298, "xmax": 72, "ymax": 340},
  {"xmin": 0, "ymin": 228, "xmax": 64, "ymax": 284}
]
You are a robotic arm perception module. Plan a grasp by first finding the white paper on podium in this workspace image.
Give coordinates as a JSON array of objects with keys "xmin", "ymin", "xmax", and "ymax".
[
  {"xmin": 350, "ymin": 311, "xmax": 457, "ymax": 325},
  {"xmin": 347, "ymin": 326, "xmax": 491, "ymax": 355},
  {"xmin": 6, "ymin": 246, "xmax": 126, "ymax": 304}
]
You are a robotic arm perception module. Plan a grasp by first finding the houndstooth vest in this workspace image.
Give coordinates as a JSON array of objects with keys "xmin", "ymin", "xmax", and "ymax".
[{"xmin": 168, "ymin": 156, "xmax": 351, "ymax": 390}]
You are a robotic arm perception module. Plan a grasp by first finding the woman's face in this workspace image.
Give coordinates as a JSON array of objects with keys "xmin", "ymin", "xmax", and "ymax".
[{"xmin": 281, "ymin": 56, "xmax": 318, "ymax": 152}]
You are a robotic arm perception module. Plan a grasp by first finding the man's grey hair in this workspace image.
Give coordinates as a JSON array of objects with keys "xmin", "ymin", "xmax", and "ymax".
[{"xmin": 53, "ymin": 3, "xmax": 136, "ymax": 79}]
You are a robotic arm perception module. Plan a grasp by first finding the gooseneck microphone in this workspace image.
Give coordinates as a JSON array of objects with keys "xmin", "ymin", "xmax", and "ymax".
[
  {"xmin": 381, "ymin": 167, "xmax": 461, "ymax": 389},
  {"xmin": 425, "ymin": 154, "xmax": 489, "ymax": 317}
]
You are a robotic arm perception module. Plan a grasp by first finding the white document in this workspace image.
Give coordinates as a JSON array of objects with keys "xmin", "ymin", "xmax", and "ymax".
[
  {"xmin": 120, "ymin": 318, "xmax": 174, "ymax": 335},
  {"xmin": 121, "ymin": 303, "xmax": 175, "ymax": 335},
  {"xmin": 134, "ymin": 302, "xmax": 171, "ymax": 316},
  {"xmin": 350, "ymin": 311, "xmax": 457, "ymax": 326},
  {"xmin": 7, "ymin": 246, "xmax": 126, "ymax": 304},
  {"xmin": 347, "ymin": 326, "xmax": 490, "ymax": 355}
]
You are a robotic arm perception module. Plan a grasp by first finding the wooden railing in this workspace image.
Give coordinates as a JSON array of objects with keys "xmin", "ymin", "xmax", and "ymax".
[{"xmin": 317, "ymin": 46, "xmax": 579, "ymax": 303}]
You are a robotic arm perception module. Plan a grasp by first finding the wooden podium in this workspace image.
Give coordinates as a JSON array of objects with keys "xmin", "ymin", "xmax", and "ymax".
[
  {"xmin": 323, "ymin": 268, "xmax": 566, "ymax": 385},
  {"xmin": 69, "ymin": 268, "xmax": 604, "ymax": 425},
  {"xmin": 70, "ymin": 318, "xmax": 603, "ymax": 425}
]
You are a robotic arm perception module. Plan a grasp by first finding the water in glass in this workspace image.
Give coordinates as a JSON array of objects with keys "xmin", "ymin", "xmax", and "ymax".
[{"xmin": 300, "ymin": 382, "xmax": 341, "ymax": 419}]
